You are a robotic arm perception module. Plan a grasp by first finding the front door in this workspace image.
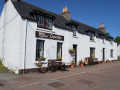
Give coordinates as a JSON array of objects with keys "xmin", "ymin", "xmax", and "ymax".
[
  {"xmin": 103, "ymin": 48, "xmax": 105, "ymax": 61},
  {"xmin": 73, "ymin": 45, "xmax": 77, "ymax": 66}
]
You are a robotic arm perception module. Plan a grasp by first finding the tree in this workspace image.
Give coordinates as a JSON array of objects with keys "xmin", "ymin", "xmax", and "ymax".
[
  {"xmin": 114, "ymin": 36, "xmax": 120, "ymax": 43},
  {"xmin": 105, "ymin": 33, "xmax": 110, "ymax": 36}
]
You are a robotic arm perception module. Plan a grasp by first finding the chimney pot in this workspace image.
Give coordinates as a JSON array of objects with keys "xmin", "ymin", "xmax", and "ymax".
[
  {"xmin": 60, "ymin": 6, "xmax": 70, "ymax": 20},
  {"xmin": 98, "ymin": 24, "xmax": 106, "ymax": 33},
  {"xmin": 99, "ymin": 24, "xmax": 101, "ymax": 28},
  {"xmin": 102, "ymin": 24, "xmax": 104, "ymax": 27},
  {"xmin": 64, "ymin": 6, "xmax": 68, "ymax": 12}
]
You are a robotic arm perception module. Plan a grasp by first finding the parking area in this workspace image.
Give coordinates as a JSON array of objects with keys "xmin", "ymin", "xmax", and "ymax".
[{"xmin": 0, "ymin": 61, "xmax": 120, "ymax": 90}]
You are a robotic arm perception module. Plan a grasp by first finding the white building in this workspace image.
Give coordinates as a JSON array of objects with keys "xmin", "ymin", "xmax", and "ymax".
[
  {"xmin": 117, "ymin": 43, "xmax": 120, "ymax": 56},
  {"xmin": 0, "ymin": 0, "xmax": 118, "ymax": 74}
]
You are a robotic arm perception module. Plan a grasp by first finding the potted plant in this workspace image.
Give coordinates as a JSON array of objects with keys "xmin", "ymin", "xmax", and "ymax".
[
  {"xmin": 118, "ymin": 56, "xmax": 120, "ymax": 61},
  {"xmin": 37, "ymin": 57, "xmax": 46, "ymax": 61},
  {"xmin": 69, "ymin": 48, "xmax": 75, "ymax": 53},
  {"xmin": 36, "ymin": 63, "xmax": 42, "ymax": 67},
  {"xmin": 102, "ymin": 60, "xmax": 105, "ymax": 64},
  {"xmin": 91, "ymin": 54, "xmax": 95, "ymax": 58},
  {"xmin": 106, "ymin": 60, "xmax": 109, "ymax": 63},
  {"xmin": 71, "ymin": 61, "xmax": 75, "ymax": 68},
  {"xmin": 79, "ymin": 60, "xmax": 84, "ymax": 67},
  {"xmin": 57, "ymin": 57, "xmax": 62, "ymax": 60}
]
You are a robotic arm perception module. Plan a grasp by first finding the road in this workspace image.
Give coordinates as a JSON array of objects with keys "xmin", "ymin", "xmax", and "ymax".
[{"xmin": 0, "ymin": 61, "xmax": 120, "ymax": 90}]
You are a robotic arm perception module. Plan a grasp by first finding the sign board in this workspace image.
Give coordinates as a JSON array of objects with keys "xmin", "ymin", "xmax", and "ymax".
[{"xmin": 36, "ymin": 31, "xmax": 64, "ymax": 41}]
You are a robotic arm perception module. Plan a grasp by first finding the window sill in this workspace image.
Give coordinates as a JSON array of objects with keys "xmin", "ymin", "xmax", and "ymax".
[
  {"xmin": 36, "ymin": 27, "xmax": 55, "ymax": 33},
  {"xmin": 110, "ymin": 44, "xmax": 114, "ymax": 46},
  {"xmin": 89, "ymin": 40, "xmax": 96, "ymax": 42},
  {"xmin": 72, "ymin": 36, "xmax": 78, "ymax": 38}
]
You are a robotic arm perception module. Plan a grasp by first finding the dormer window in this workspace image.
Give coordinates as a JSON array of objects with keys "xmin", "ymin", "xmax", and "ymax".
[
  {"xmin": 100, "ymin": 35, "xmax": 105, "ymax": 43},
  {"xmin": 109, "ymin": 38, "xmax": 113, "ymax": 44},
  {"xmin": 101, "ymin": 35, "xmax": 104, "ymax": 39},
  {"xmin": 72, "ymin": 25, "xmax": 77, "ymax": 36},
  {"xmin": 88, "ymin": 32, "xmax": 95, "ymax": 40},
  {"xmin": 37, "ymin": 15, "xmax": 44, "ymax": 28},
  {"xmin": 37, "ymin": 15, "xmax": 53, "ymax": 30}
]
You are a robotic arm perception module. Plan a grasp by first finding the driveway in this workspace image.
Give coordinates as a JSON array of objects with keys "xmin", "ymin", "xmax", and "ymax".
[{"xmin": 0, "ymin": 61, "xmax": 120, "ymax": 90}]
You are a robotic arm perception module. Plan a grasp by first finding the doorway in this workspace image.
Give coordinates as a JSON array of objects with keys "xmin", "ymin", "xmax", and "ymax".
[
  {"xmin": 73, "ymin": 45, "xmax": 77, "ymax": 66},
  {"xmin": 103, "ymin": 48, "xmax": 105, "ymax": 60}
]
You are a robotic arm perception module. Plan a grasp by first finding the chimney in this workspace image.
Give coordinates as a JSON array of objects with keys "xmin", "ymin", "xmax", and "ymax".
[
  {"xmin": 98, "ymin": 24, "xmax": 106, "ymax": 33},
  {"xmin": 60, "ymin": 6, "xmax": 70, "ymax": 20}
]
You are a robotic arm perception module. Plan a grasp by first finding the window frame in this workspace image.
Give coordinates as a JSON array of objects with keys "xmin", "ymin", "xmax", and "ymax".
[
  {"xmin": 90, "ymin": 32, "xmax": 95, "ymax": 40},
  {"xmin": 36, "ymin": 40, "xmax": 44, "ymax": 60},
  {"xmin": 110, "ymin": 49, "xmax": 113, "ymax": 57},
  {"xmin": 90, "ymin": 47, "xmax": 95, "ymax": 57},
  {"xmin": 57, "ymin": 42, "xmax": 62, "ymax": 58},
  {"xmin": 71, "ymin": 25, "xmax": 77, "ymax": 36},
  {"xmin": 37, "ymin": 15, "xmax": 53, "ymax": 30},
  {"xmin": 88, "ymin": 32, "xmax": 95, "ymax": 41}
]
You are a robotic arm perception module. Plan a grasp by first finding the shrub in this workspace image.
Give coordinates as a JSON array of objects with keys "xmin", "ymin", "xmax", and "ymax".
[
  {"xmin": 118, "ymin": 56, "xmax": 120, "ymax": 61},
  {"xmin": 71, "ymin": 61, "xmax": 75, "ymax": 65},
  {"xmin": 57, "ymin": 57, "xmax": 62, "ymax": 60},
  {"xmin": 79, "ymin": 60, "xmax": 84, "ymax": 64},
  {"xmin": 0, "ymin": 59, "xmax": 5, "ymax": 73},
  {"xmin": 0, "ymin": 59, "xmax": 10, "ymax": 73}
]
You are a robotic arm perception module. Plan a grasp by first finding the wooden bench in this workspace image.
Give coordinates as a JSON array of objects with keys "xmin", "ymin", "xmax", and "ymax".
[{"xmin": 48, "ymin": 59, "xmax": 64, "ymax": 72}]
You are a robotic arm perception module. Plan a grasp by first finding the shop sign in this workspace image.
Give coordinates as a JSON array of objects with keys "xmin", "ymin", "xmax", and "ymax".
[{"xmin": 36, "ymin": 31, "xmax": 64, "ymax": 41}]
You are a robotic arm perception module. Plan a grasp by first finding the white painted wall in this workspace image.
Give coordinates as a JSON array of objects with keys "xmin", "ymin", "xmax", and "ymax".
[
  {"xmin": 0, "ymin": 0, "xmax": 26, "ymax": 74},
  {"xmin": 25, "ymin": 19, "xmax": 117, "ymax": 70},
  {"xmin": 0, "ymin": 0, "xmax": 118, "ymax": 74},
  {"xmin": 117, "ymin": 45, "xmax": 120, "ymax": 56}
]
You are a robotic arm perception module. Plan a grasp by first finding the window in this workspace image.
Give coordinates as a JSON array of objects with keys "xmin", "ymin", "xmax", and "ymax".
[
  {"xmin": 36, "ymin": 40, "xmax": 44, "ymax": 60},
  {"xmin": 90, "ymin": 47, "xmax": 95, "ymax": 57},
  {"xmin": 109, "ymin": 38, "xmax": 113, "ymax": 44},
  {"xmin": 37, "ymin": 15, "xmax": 53, "ymax": 30},
  {"xmin": 72, "ymin": 25, "xmax": 77, "ymax": 36},
  {"xmin": 37, "ymin": 15, "xmax": 44, "ymax": 28},
  {"xmin": 46, "ymin": 17, "xmax": 53, "ymax": 29},
  {"xmin": 57, "ymin": 43, "xmax": 62, "ymax": 58},
  {"xmin": 111, "ymin": 49, "xmax": 113, "ymax": 57},
  {"xmin": 88, "ymin": 32, "xmax": 95, "ymax": 40},
  {"xmin": 101, "ymin": 35, "xmax": 105, "ymax": 43}
]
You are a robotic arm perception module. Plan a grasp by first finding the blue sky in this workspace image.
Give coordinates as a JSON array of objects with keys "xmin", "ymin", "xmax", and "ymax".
[{"xmin": 0, "ymin": 0, "xmax": 120, "ymax": 38}]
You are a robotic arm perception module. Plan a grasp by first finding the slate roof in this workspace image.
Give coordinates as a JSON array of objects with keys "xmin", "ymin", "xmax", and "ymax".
[{"xmin": 11, "ymin": 0, "xmax": 113, "ymax": 39}]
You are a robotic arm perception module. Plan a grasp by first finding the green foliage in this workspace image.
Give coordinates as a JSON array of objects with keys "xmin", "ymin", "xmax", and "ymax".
[
  {"xmin": 0, "ymin": 59, "xmax": 11, "ymax": 73},
  {"xmin": 69, "ymin": 48, "xmax": 75, "ymax": 53},
  {"xmin": 114, "ymin": 36, "xmax": 120, "ymax": 43},
  {"xmin": 91, "ymin": 54, "xmax": 95, "ymax": 58},
  {"xmin": 0, "ymin": 59, "xmax": 5, "ymax": 73},
  {"xmin": 118, "ymin": 56, "xmax": 120, "ymax": 61},
  {"xmin": 106, "ymin": 33, "xmax": 110, "ymax": 36},
  {"xmin": 57, "ymin": 57, "xmax": 62, "ymax": 60},
  {"xmin": 79, "ymin": 60, "xmax": 84, "ymax": 64},
  {"xmin": 37, "ymin": 57, "xmax": 46, "ymax": 61},
  {"xmin": 71, "ymin": 61, "xmax": 75, "ymax": 65},
  {"xmin": 36, "ymin": 63, "xmax": 42, "ymax": 67}
]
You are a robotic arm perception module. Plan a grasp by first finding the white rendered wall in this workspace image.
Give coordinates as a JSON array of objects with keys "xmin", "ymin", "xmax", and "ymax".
[
  {"xmin": 0, "ymin": 0, "xmax": 26, "ymax": 74},
  {"xmin": 25, "ymin": 19, "xmax": 118, "ymax": 70},
  {"xmin": 118, "ymin": 45, "xmax": 120, "ymax": 56}
]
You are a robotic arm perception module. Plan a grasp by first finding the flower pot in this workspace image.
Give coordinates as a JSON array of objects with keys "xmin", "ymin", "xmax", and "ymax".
[
  {"xmin": 106, "ymin": 61, "xmax": 109, "ymax": 63},
  {"xmin": 80, "ymin": 63, "xmax": 84, "ymax": 67},
  {"xmin": 102, "ymin": 61, "xmax": 105, "ymax": 64},
  {"xmin": 71, "ymin": 65, "xmax": 75, "ymax": 68}
]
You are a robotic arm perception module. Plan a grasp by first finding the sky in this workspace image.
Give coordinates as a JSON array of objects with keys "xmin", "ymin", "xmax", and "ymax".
[{"xmin": 0, "ymin": 0, "xmax": 120, "ymax": 38}]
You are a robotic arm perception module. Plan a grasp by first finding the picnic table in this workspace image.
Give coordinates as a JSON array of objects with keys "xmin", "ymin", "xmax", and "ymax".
[{"xmin": 48, "ymin": 59, "xmax": 69, "ymax": 72}]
